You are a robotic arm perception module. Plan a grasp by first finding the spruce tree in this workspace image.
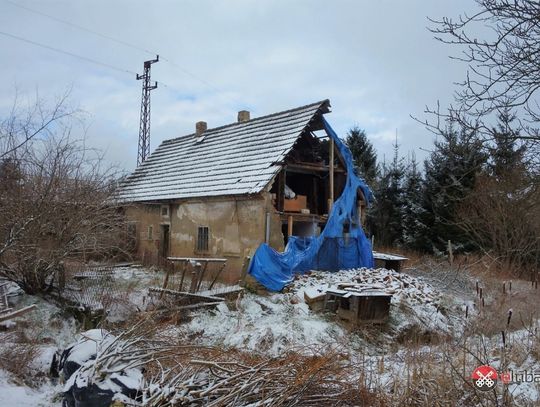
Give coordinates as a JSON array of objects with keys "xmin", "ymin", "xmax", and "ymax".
[
  {"xmin": 370, "ymin": 141, "xmax": 405, "ymax": 247},
  {"xmin": 421, "ymin": 124, "xmax": 487, "ymax": 253},
  {"xmin": 459, "ymin": 110, "xmax": 539, "ymax": 272},
  {"xmin": 345, "ymin": 126, "xmax": 378, "ymax": 184},
  {"xmin": 488, "ymin": 109, "xmax": 527, "ymax": 178},
  {"xmin": 401, "ymin": 154, "xmax": 429, "ymax": 250}
]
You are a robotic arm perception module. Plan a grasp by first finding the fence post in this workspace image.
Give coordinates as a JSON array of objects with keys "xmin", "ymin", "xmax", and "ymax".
[
  {"xmin": 189, "ymin": 263, "xmax": 201, "ymax": 293},
  {"xmin": 239, "ymin": 256, "xmax": 251, "ymax": 286}
]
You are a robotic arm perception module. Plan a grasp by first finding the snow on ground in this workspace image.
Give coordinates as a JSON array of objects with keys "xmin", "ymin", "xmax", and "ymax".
[
  {"xmin": 174, "ymin": 268, "xmax": 465, "ymax": 355},
  {"xmin": 175, "ymin": 293, "xmax": 347, "ymax": 355},
  {"xmin": 0, "ymin": 293, "xmax": 77, "ymax": 407},
  {"xmin": 0, "ymin": 265, "xmax": 537, "ymax": 405},
  {"xmin": 0, "ymin": 369, "xmax": 61, "ymax": 407},
  {"xmin": 291, "ymin": 267, "xmax": 464, "ymax": 334}
]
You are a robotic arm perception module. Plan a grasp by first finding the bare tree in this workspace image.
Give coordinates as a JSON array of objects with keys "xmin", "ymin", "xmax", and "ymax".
[
  {"xmin": 457, "ymin": 171, "xmax": 540, "ymax": 277},
  {"xmin": 0, "ymin": 93, "xmax": 129, "ymax": 294},
  {"xmin": 420, "ymin": 0, "xmax": 540, "ymax": 164},
  {"xmin": 0, "ymin": 90, "xmax": 76, "ymax": 160}
]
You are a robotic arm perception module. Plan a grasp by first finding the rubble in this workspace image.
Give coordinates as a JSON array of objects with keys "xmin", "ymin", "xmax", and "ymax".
[{"xmin": 290, "ymin": 268, "xmax": 441, "ymax": 307}]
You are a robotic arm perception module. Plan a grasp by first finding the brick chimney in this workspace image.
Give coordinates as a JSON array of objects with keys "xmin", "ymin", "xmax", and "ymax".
[
  {"xmin": 237, "ymin": 110, "xmax": 250, "ymax": 123},
  {"xmin": 195, "ymin": 121, "xmax": 207, "ymax": 136}
]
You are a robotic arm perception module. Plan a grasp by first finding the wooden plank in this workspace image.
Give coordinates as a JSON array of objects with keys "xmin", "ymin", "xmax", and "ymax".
[
  {"xmin": 0, "ymin": 304, "xmax": 37, "ymax": 323},
  {"xmin": 149, "ymin": 287, "xmax": 224, "ymax": 302},
  {"xmin": 196, "ymin": 261, "xmax": 209, "ymax": 292},
  {"xmin": 208, "ymin": 261, "xmax": 226, "ymax": 290},
  {"xmin": 372, "ymin": 252, "xmax": 408, "ymax": 261},
  {"xmin": 189, "ymin": 264, "xmax": 201, "ymax": 293},
  {"xmin": 160, "ymin": 270, "xmax": 171, "ymax": 298},
  {"xmin": 178, "ymin": 261, "xmax": 187, "ymax": 291},
  {"xmin": 167, "ymin": 257, "xmax": 227, "ymax": 263},
  {"xmin": 238, "ymin": 256, "xmax": 250, "ymax": 286},
  {"xmin": 175, "ymin": 301, "xmax": 222, "ymax": 311},
  {"xmin": 199, "ymin": 285, "xmax": 243, "ymax": 297}
]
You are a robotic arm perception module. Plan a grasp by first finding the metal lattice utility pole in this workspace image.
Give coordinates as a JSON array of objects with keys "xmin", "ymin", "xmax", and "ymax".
[{"xmin": 136, "ymin": 55, "xmax": 159, "ymax": 166}]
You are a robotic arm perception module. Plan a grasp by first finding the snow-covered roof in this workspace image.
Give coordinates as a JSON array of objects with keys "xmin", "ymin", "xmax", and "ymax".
[{"xmin": 116, "ymin": 100, "xmax": 330, "ymax": 202}]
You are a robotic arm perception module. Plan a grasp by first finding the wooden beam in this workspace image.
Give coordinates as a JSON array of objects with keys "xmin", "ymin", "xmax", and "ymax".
[
  {"xmin": 160, "ymin": 269, "xmax": 171, "ymax": 299},
  {"xmin": 278, "ymin": 169, "xmax": 285, "ymax": 212},
  {"xmin": 196, "ymin": 261, "xmax": 209, "ymax": 291},
  {"xmin": 287, "ymin": 215, "xmax": 294, "ymax": 237},
  {"xmin": 148, "ymin": 287, "xmax": 224, "ymax": 302},
  {"xmin": 209, "ymin": 261, "xmax": 227, "ymax": 290},
  {"xmin": 178, "ymin": 261, "xmax": 187, "ymax": 291},
  {"xmin": 239, "ymin": 256, "xmax": 251, "ymax": 286},
  {"xmin": 286, "ymin": 163, "xmax": 345, "ymax": 174},
  {"xmin": 329, "ymin": 138, "xmax": 334, "ymax": 212},
  {"xmin": 0, "ymin": 305, "xmax": 37, "ymax": 323},
  {"xmin": 189, "ymin": 263, "xmax": 201, "ymax": 293},
  {"xmin": 174, "ymin": 302, "xmax": 222, "ymax": 311},
  {"xmin": 280, "ymin": 212, "xmax": 327, "ymax": 223},
  {"xmin": 167, "ymin": 257, "xmax": 227, "ymax": 263}
]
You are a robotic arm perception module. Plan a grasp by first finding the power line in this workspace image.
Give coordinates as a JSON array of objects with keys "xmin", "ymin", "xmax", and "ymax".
[
  {"xmin": 160, "ymin": 57, "xmax": 230, "ymax": 96},
  {"xmin": 0, "ymin": 30, "xmax": 137, "ymax": 76},
  {"xmin": 0, "ymin": 28, "xmax": 229, "ymax": 105},
  {"xmin": 2, "ymin": 0, "xmax": 156, "ymax": 57},
  {"xmin": 2, "ymin": 0, "xmax": 241, "ymax": 106}
]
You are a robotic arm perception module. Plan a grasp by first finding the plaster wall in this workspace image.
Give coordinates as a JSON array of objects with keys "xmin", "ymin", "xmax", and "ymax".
[{"xmin": 125, "ymin": 194, "xmax": 284, "ymax": 283}]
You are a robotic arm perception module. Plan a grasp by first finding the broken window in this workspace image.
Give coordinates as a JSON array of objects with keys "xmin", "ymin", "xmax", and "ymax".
[
  {"xmin": 196, "ymin": 226, "xmax": 209, "ymax": 252},
  {"xmin": 161, "ymin": 205, "xmax": 169, "ymax": 217},
  {"xmin": 147, "ymin": 225, "xmax": 153, "ymax": 240}
]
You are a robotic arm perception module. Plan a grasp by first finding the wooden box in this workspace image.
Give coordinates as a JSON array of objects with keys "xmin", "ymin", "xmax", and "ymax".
[{"xmin": 284, "ymin": 195, "xmax": 307, "ymax": 212}]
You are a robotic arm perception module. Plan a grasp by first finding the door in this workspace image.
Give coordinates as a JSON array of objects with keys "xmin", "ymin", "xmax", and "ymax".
[{"xmin": 160, "ymin": 224, "xmax": 170, "ymax": 258}]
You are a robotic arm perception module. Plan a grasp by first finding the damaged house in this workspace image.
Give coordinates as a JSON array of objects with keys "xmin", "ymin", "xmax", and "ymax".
[{"xmin": 116, "ymin": 100, "xmax": 371, "ymax": 283}]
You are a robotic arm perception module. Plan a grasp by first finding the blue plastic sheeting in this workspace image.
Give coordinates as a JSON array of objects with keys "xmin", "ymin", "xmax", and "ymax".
[{"xmin": 247, "ymin": 117, "xmax": 374, "ymax": 291}]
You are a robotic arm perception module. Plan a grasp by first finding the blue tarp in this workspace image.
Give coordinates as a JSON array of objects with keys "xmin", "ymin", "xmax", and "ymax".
[{"xmin": 247, "ymin": 117, "xmax": 374, "ymax": 291}]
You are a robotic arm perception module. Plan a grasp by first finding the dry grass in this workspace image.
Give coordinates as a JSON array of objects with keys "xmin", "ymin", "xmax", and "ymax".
[{"xmin": 0, "ymin": 331, "xmax": 41, "ymax": 387}]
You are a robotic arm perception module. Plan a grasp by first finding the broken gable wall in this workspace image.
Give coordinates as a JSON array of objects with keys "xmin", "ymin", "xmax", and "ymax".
[{"xmin": 247, "ymin": 118, "xmax": 375, "ymax": 291}]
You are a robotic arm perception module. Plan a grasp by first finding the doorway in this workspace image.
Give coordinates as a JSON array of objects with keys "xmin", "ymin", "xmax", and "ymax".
[{"xmin": 160, "ymin": 224, "xmax": 170, "ymax": 258}]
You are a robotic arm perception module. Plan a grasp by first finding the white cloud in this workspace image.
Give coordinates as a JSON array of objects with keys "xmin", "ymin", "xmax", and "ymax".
[{"xmin": 0, "ymin": 0, "xmax": 478, "ymax": 171}]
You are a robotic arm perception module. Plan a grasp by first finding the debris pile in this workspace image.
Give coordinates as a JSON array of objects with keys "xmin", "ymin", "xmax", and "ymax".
[
  {"xmin": 290, "ymin": 268, "xmax": 459, "ymax": 335},
  {"xmin": 291, "ymin": 268, "xmax": 440, "ymax": 307}
]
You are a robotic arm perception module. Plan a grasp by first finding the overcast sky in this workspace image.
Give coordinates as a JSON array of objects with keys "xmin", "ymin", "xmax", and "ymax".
[{"xmin": 0, "ymin": 0, "xmax": 477, "ymax": 172}]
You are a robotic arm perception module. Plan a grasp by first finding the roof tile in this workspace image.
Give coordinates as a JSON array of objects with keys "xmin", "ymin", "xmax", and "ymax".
[{"xmin": 116, "ymin": 100, "xmax": 329, "ymax": 202}]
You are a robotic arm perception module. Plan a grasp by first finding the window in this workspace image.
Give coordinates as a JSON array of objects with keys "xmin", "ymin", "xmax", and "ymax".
[
  {"xmin": 148, "ymin": 225, "xmax": 153, "ymax": 240},
  {"xmin": 161, "ymin": 205, "xmax": 169, "ymax": 217},
  {"xmin": 197, "ymin": 226, "xmax": 209, "ymax": 252}
]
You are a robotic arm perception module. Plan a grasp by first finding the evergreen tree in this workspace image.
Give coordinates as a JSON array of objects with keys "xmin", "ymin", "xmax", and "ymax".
[
  {"xmin": 488, "ymin": 109, "xmax": 527, "ymax": 178},
  {"xmin": 345, "ymin": 126, "xmax": 378, "ymax": 184},
  {"xmin": 459, "ymin": 110, "xmax": 539, "ymax": 273},
  {"xmin": 401, "ymin": 154, "xmax": 429, "ymax": 250},
  {"xmin": 369, "ymin": 141, "xmax": 405, "ymax": 247},
  {"xmin": 420, "ymin": 124, "xmax": 487, "ymax": 253}
]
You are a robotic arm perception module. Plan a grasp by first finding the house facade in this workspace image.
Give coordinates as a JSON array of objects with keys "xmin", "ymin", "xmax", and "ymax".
[{"xmin": 116, "ymin": 100, "xmax": 367, "ymax": 282}]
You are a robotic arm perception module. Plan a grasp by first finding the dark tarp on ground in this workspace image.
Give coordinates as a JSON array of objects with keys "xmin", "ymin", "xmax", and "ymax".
[{"xmin": 248, "ymin": 118, "xmax": 374, "ymax": 291}]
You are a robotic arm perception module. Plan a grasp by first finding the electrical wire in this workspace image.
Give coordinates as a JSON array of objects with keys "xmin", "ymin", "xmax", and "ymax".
[
  {"xmin": 2, "ymin": 0, "xmax": 156, "ymax": 57},
  {"xmin": 0, "ymin": 30, "xmax": 137, "ymax": 76},
  {"xmin": 2, "ymin": 0, "xmax": 241, "ymax": 105}
]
